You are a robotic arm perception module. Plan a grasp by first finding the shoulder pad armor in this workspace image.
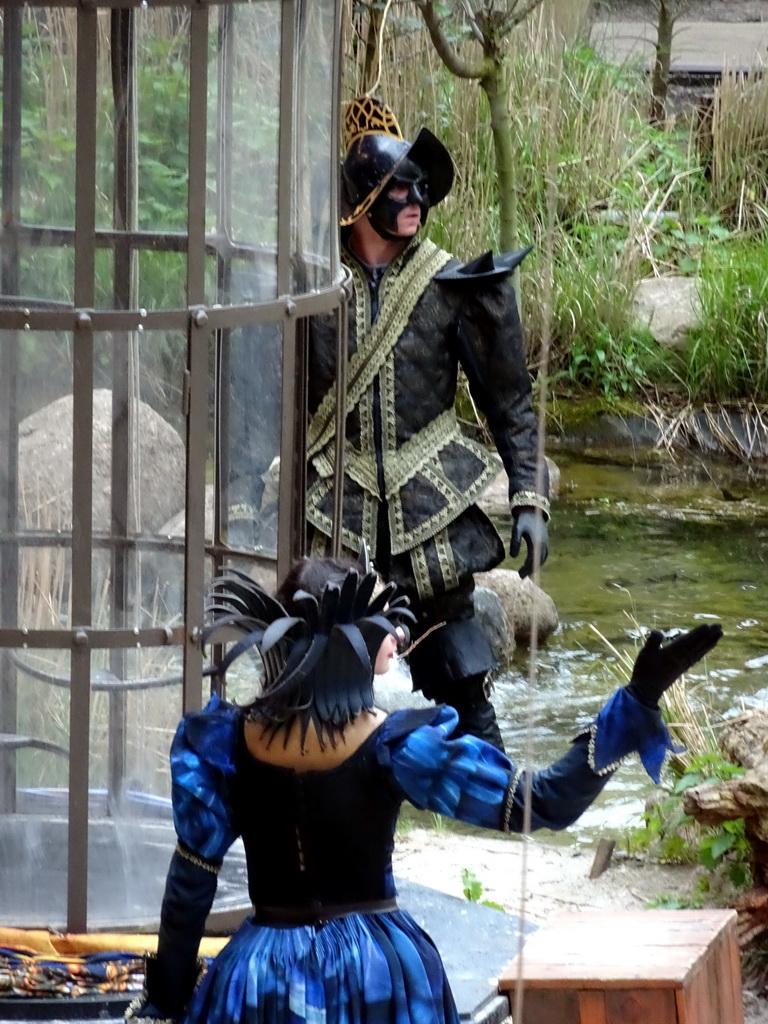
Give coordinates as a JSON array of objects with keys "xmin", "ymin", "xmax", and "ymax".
[{"xmin": 434, "ymin": 245, "xmax": 533, "ymax": 284}]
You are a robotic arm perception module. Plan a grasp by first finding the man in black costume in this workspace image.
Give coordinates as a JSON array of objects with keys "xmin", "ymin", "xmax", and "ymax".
[{"xmin": 306, "ymin": 97, "xmax": 550, "ymax": 750}]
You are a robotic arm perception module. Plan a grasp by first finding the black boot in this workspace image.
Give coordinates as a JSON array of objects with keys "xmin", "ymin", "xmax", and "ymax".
[{"xmin": 445, "ymin": 675, "xmax": 506, "ymax": 754}]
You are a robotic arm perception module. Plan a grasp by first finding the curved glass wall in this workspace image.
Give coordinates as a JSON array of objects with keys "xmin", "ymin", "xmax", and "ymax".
[{"xmin": 0, "ymin": 0, "xmax": 344, "ymax": 933}]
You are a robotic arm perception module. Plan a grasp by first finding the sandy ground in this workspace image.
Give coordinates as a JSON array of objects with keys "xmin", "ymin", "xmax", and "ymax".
[
  {"xmin": 393, "ymin": 829, "xmax": 768, "ymax": 1022},
  {"xmin": 393, "ymin": 829, "xmax": 698, "ymax": 924}
]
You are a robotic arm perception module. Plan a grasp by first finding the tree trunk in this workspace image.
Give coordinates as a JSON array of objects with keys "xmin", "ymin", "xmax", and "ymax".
[
  {"xmin": 683, "ymin": 710, "xmax": 768, "ymax": 947},
  {"xmin": 650, "ymin": 0, "xmax": 674, "ymax": 127},
  {"xmin": 480, "ymin": 64, "xmax": 518, "ymax": 252}
]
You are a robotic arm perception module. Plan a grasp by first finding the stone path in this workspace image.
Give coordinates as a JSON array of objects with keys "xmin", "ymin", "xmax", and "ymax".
[{"xmin": 592, "ymin": 19, "xmax": 768, "ymax": 71}]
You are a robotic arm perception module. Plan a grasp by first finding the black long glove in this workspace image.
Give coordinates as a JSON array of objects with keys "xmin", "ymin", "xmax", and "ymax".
[
  {"xmin": 144, "ymin": 847, "xmax": 219, "ymax": 1020},
  {"xmin": 510, "ymin": 508, "xmax": 549, "ymax": 579},
  {"xmin": 626, "ymin": 624, "xmax": 723, "ymax": 708}
]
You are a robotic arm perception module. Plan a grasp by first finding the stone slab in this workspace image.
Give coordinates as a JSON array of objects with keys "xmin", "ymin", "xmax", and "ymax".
[{"xmin": 0, "ymin": 879, "xmax": 535, "ymax": 1024}]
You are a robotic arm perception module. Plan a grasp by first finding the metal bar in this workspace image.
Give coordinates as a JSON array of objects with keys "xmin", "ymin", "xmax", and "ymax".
[
  {"xmin": 329, "ymin": 297, "xmax": 348, "ymax": 556},
  {"xmin": 0, "ymin": 5, "xmax": 23, "ymax": 815},
  {"xmin": 183, "ymin": 312, "xmax": 208, "ymax": 713},
  {"xmin": 326, "ymin": 0, "xmax": 347, "ymax": 556},
  {"xmin": 1, "ymin": 7, "xmax": 22, "ymax": 294},
  {"xmin": 0, "ymin": 626, "xmax": 186, "ymax": 650},
  {"xmin": 275, "ymin": 0, "xmax": 298, "ymax": 580},
  {"xmin": 181, "ymin": 8, "xmax": 211, "ymax": 714},
  {"xmin": 0, "ymin": 282, "xmax": 347, "ymax": 330},
  {"xmin": 186, "ymin": 7, "xmax": 208, "ymax": 307},
  {"xmin": 0, "ymin": 0, "xmax": 277, "ymax": 7},
  {"xmin": 276, "ymin": 0, "xmax": 296, "ymax": 296},
  {"xmin": 292, "ymin": 318, "xmax": 308, "ymax": 561},
  {"xmin": 328, "ymin": 0, "xmax": 343, "ymax": 279},
  {"xmin": 108, "ymin": 7, "xmax": 136, "ymax": 814},
  {"xmin": 213, "ymin": 5, "xmax": 234, "ymax": 573},
  {"xmin": 68, "ymin": 4, "xmax": 99, "ymax": 934},
  {"xmin": 277, "ymin": 313, "xmax": 296, "ymax": 583}
]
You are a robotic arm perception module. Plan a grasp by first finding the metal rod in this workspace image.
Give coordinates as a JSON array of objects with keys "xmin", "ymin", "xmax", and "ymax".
[
  {"xmin": 68, "ymin": 3, "xmax": 99, "ymax": 934},
  {"xmin": 107, "ymin": 6, "xmax": 136, "ymax": 815},
  {"xmin": 182, "ymin": 7, "xmax": 210, "ymax": 713},
  {"xmin": 0, "ymin": 4, "xmax": 23, "ymax": 816}
]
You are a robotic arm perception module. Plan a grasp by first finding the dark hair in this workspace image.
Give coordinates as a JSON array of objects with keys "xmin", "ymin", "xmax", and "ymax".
[{"xmin": 275, "ymin": 556, "xmax": 355, "ymax": 616}]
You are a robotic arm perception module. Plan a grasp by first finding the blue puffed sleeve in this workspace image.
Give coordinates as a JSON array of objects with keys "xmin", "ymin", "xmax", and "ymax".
[
  {"xmin": 170, "ymin": 693, "xmax": 240, "ymax": 864},
  {"xmin": 377, "ymin": 705, "xmax": 623, "ymax": 833},
  {"xmin": 586, "ymin": 685, "xmax": 683, "ymax": 784}
]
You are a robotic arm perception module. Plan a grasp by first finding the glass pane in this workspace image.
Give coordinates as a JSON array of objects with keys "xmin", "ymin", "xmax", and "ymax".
[
  {"xmin": 8, "ymin": 327, "xmax": 73, "ymax": 424},
  {"xmin": 0, "ymin": 647, "xmax": 71, "ymax": 928},
  {"xmin": 293, "ymin": 0, "xmax": 337, "ymax": 292},
  {"xmin": 4, "ymin": 331, "xmax": 74, "ymax": 631},
  {"xmin": 136, "ymin": 9, "xmax": 190, "ymax": 236},
  {"xmin": 224, "ymin": 317, "xmax": 282, "ymax": 558},
  {"xmin": 137, "ymin": 250, "xmax": 189, "ymax": 314},
  {"xmin": 86, "ymin": 654, "xmax": 180, "ymax": 928},
  {"xmin": 207, "ymin": 4, "xmax": 281, "ymax": 303},
  {"xmin": 17, "ymin": 249, "xmax": 75, "ymax": 306},
  {"xmin": 92, "ymin": 330, "xmax": 188, "ymax": 628},
  {"xmin": 19, "ymin": 8, "xmax": 78, "ymax": 232}
]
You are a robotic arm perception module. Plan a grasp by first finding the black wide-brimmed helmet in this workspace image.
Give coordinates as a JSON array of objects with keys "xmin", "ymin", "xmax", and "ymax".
[{"xmin": 340, "ymin": 96, "xmax": 454, "ymax": 227}]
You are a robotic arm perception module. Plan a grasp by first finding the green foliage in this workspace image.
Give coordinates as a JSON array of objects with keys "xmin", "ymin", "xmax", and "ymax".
[
  {"xmin": 664, "ymin": 241, "xmax": 768, "ymax": 402},
  {"xmin": 460, "ymin": 868, "xmax": 505, "ymax": 911},
  {"xmin": 363, "ymin": 13, "xmax": 768, "ymax": 406},
  {"xmin": 625, "ymin": 752, "xmax": 753, "ymax": 892},
  {"xmin": 552, "ymin": 328, "xmax": 654, "ymax": 400}
]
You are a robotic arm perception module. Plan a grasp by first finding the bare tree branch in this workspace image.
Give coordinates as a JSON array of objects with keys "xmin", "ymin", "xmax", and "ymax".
[
  {"xmin": 415, "ymin": 0, "xmax": 490, "ymax": 79},
  {"xmin": 499, "ymin": 0, "xmax": 546, "ymax": 38}
]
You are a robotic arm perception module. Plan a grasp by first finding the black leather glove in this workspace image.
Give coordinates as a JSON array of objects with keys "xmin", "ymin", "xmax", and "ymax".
[
  {"xmin": 510, "ymin": 507, "xmax": 549, "ymax": 579},
  {"xmin": 145, "ymin": 847, "xmax": 219, "ymax": 1020},
  {"xmin": 626, "ymin": 624, "xmax": 723, "ymax": 708}
]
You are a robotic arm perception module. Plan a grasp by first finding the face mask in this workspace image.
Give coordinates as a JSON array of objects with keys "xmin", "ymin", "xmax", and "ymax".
[{"xmin": 367, "ymin": 163, "xmax": 430, "ymax": 240}]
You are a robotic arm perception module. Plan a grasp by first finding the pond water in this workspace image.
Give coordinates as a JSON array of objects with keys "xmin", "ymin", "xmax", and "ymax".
[
  {"xmin": 496, "ymin": 448, "xmax": 768, "ymax": 846},
  {"xmin": 415, "ymin": 447, "xmax": 768, "ymax": 848}
]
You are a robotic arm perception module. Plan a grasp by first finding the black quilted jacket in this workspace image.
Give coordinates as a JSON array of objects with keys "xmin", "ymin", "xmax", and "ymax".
[{"xmin": 306, "ymin": 238, "xmax": 548, "ymax": 600}]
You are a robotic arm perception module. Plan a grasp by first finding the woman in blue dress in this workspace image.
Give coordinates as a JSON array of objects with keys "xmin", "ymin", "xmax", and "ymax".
[{"xmin": 127, "ymin": 557, "xmax": 721, "ymax": 1024}]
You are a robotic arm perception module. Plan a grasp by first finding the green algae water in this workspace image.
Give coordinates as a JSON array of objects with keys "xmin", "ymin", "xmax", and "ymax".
[{"xmin": 487, "ymin": 451, "xmax": 768, "ymax": 846}]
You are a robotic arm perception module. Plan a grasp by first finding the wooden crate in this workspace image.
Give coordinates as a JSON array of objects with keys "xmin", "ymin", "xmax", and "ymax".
[{"xmin": 498, "ymin": 908, "xmax": 743, "ymax": 1024}]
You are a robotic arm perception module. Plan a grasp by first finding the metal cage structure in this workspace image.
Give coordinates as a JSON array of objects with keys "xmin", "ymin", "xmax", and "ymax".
[{"xmin": 0, "ymin": 0, "xmax": 346, "ymax": 935}]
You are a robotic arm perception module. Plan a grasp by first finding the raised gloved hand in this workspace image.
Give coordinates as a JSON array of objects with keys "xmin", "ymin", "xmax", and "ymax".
[
  {"xmin": 626, "ymin": 624, "xmax": 723, "ymax": 708},
  {"xmin": 510, "ymin": 508, "xmax": 549, "ymax": 579}
]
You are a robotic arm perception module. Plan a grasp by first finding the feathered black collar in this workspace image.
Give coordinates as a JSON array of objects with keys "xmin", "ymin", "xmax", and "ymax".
[{"xmin": 202, "ymin": 567, "xmax": 415, "ymax": 749}]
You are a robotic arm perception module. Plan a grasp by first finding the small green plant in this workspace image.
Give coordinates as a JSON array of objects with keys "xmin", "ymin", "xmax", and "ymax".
[
  {"xmin": 460, "ymin": 868, "xmax": 504, "ymax": 911},
  {"xmin": 646, "ymin": 891, "xmax": 705, "ymax": 910},
  {"xmin": 625, "ymin": 751, "xmax": 752, "ymax": 892}
]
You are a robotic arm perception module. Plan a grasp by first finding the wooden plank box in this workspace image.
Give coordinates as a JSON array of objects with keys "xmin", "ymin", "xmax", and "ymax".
[{"xmin": 498, "ymin": 908, "xmax": 743, "ymax": 1024}]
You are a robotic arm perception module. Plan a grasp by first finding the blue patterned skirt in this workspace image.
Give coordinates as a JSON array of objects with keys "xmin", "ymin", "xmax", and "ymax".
[{"xmin": 185, "ymin": 910, "xmax": 459, "ymax": 1024}]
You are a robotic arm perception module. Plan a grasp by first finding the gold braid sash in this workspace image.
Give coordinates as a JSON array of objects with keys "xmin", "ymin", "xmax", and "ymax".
[{"xmin": 307, "ymin": 239, "xmax": 453, "ymax": 460}]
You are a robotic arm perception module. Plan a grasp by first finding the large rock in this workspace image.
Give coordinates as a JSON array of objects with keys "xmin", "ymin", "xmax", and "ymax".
[
  {"xmin": 152, "ymin": 484, "xmax": 278, "ymax": 622},
  {"xmin": 474, "ymin": 584, "xmax": 514, "ymax": 662},
  {"xmin": 475, "ymin": 567, "xmax": 558, "ymax": 644},
  {"xmin": 633, "ymin": 276, "xmax": 703, "ymax": 349},
  {"xmin": 18, "ymin": 389, "xmax": 185, "ymax": 533}
]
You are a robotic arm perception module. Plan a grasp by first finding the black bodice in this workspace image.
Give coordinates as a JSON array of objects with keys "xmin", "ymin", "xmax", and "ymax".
[{"xmin": 230, "ymin": 720, "xmax": 406, "ymax": 911}]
